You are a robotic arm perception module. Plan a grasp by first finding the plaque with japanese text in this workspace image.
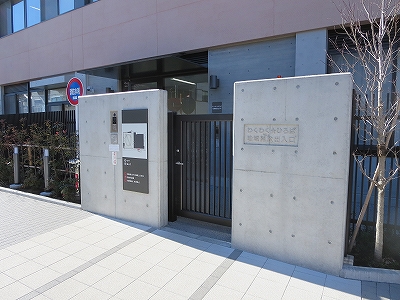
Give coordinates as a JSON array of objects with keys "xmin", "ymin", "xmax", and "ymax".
[{"xmin": 244, "ymin": 124, "xmax": 299, "ymax": 146}]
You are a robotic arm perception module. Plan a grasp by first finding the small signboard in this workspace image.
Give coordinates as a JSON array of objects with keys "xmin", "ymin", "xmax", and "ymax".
[
  {"xmin": 244, "ymin": 124, "xmax": 299, "ymax": 146},
  {"xmin": 122, "ymin": 109, "xmax": 149, "ymax": 193},
  {"xmin": 212, "ymin": 102, "xmax": 222, "ymax": 113},
  {"xmin": 112, "ymin": 151, "xmax": 117, "ymax": 166},
  {"xmin": 66, "ymin": 77, "xmax": 84, "ymax": 106}
]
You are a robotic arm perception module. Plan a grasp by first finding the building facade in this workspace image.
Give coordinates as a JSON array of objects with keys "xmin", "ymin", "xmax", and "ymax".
[
  {"xmin": 0, "ymin": 0, "xmax": 342, "ymax": 115},
  {"xmin": 1, "ymin": 0, "xmax": 399, "ymax": 232}
]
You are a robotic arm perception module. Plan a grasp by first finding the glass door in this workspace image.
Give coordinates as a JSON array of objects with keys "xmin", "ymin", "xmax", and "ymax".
[{"xmin": 164, "ymin": 74, "xmax": 208, "ymax": 115}]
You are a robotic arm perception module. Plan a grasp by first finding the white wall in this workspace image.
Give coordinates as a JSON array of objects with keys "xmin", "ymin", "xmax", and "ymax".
[
  {"xmin": 231, "ymin": 73, "xmax": 352, "ymax": 275},
  {"xmin": 79, "ymin": 90, "xmax": 168, "ymax": 228}
]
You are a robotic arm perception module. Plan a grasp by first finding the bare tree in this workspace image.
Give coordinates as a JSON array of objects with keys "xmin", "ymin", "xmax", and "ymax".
[{"xmin": 330, "ymin": 0, "xmax": 400, "ymax": 262}]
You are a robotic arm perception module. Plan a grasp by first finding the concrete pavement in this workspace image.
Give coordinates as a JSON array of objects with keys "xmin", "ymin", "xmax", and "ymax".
[{"xmin": 0, "ymin": 188, "xmax": 399, "ymax": 300}]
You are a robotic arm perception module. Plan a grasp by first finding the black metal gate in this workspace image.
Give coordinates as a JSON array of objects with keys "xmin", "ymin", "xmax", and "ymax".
[
  {"xmin": 348, "ymin": 92, "xmax": 400, "ymax": 232},
  {"xmin": 168, "ymin": 114, "xmax": 233, "ymax": 226}
]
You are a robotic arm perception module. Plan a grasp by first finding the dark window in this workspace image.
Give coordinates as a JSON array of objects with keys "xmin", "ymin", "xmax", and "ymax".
[
  {"xmin": 3, "ymin": 83, "xmax": 29, "ymax": 114},
  {"xmin": 4, "ymin": 94, "xmax": 17, "ymax": 114},
  {"xmin": 3, "ymin": 93, "xmax": 29, "ymax": 114},
  {"xmin": 42, "ymin": 0, "xmax": 57, "ymax": 21},
  {"xmin": 0, "ymin": 1, "xmax": 12, "ymax": 37},
  {"xmin": 74, "ymin": 0, "xmax": 85, "ymax": 9}
]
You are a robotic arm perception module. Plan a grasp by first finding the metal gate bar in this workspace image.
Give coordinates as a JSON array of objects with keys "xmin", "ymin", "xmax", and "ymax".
[
  {"xmin": 172, "ymin": 114, "xmax": 233, "ymax": 225},
  {"xmin": 349, "ymin": 92, "xmax": 400, "ymax": 230}
]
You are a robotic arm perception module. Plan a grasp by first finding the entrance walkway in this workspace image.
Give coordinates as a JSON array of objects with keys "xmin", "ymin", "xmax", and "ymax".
[{"xmin": 0, "ymin": 188, "xmax": 399, "ymax": 300}]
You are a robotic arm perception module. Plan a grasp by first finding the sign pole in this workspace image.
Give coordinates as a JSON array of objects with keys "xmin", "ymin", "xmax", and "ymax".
[
  {"xmin": 75, "ymin": 103, "xmax": 79, "ymax": 135},
  {"xmin": 66, "ymin": 77, "xmax": 83, "ymax": 135},
  {"xmin": 66, "ymin": 77, "xmax": 84, "ymax": 165}
]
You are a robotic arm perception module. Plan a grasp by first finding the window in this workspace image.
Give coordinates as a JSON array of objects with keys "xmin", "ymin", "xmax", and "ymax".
[
  {"xmin": 48, "ymin": 88, "xmax": 67, "ymax": 103},
  {"xmin": 18, "ymin": 93, "xmax": 28, "ymax": 113},
  {"xmin": 0, "ymin": 1, "xmax": 12, "ymax": 37},
  {"xmin": 12, "ymin": 0, "xmax": 25, "ymax": 32},
  {"xmin": 58, "ymin": 0, "xmax": 74, "ymax": 14},
  {"xmin": 30, "ymin": 89, "xmax": 45, "ymax": 112},
  {"xmin": 3, "ymin": 83, "xmax": 28, "ymax": 114},
  {"xmin": 0, "ymin": 100, "xmax": 3, "ymax": 115},
  {"xmin": 0, "ymin": 0, "xmax": 97, "ymax": 37},
  {"xmin": 3, "ymin": 93, "xmax": 28, "ymax": 114},
  {"xmin": 164, "ymin": 74, "xmax": 208, "ymax": 115},
  {"xmin": 4, "ymin": 94, "xmax": 17, "ymax": 114},
  {"xmin": 132, "ymin": 82, "xmax": 157, "ymax": 91},
  {"xmin": 74, "ymin": 0, "xmax": 87, "ymax": 10},
  {"xmin": 42, "ymin": 0, "xmax": 57, "ymax": 21},
  {"xmin": 48, "ymin": 88, "xmax": 69, "ymax": 111},
  {"xmin": 26, "ymin": 0, "xmax": 40, "ymax": 27}
]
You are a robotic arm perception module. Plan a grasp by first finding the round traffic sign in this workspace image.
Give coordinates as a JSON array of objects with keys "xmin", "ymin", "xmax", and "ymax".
[{"xmin": 66, "ymin": 77, "xmax": 84, "ymax": 106}]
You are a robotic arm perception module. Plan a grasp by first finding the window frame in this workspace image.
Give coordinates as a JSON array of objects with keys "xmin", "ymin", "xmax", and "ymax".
[{"xmin": 0, "ymin": 0, "xmax": 99, "ymax": 37}]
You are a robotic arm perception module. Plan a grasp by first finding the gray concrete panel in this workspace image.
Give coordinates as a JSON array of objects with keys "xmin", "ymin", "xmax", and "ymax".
[
  {"xmin": 295, "ymin": 29, "xmax": 328, "ymax": 76},
  {"xmin": 209, "ymin": 37, "xmax": 296, "ymax": 114},
  {"xmin": 79, "ymin": 90, "xmax": 168, "ymax": 228},
  {"xmin": 231, "ymin": 73, "xmax": 353, "ymax": 276}
]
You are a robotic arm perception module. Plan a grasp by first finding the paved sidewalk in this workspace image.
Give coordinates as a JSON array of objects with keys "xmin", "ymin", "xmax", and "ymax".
[{"xmin": 0, "ymin": 188, "xmax": 399, "ymax": 300}]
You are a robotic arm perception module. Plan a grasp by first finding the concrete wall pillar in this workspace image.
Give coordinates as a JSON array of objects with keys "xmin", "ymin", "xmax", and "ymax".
[
  {"xmin": 79, "ymin": 90, "xmax": 168, "ymax": 228},
  {"xmin": 232, "ymin": 73, "xmax": 352, "ymax": 275},
  {"xmin": 295, "ymin": 29, "xmax": 328, "ymax": 76}
]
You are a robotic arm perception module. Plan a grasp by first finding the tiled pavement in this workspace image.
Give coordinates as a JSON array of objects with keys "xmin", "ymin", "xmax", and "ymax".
[{"xmin": 0, "ymin": 188, "xmax": 399, "ymax": 300}]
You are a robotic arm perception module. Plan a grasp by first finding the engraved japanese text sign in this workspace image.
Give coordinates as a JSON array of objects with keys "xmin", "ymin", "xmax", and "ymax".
[{"xmin": 244, "ymin": 124, "xmax": 299, "ymax": 146}]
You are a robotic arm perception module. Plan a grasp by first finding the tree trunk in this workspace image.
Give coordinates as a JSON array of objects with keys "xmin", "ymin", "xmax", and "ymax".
[
  {"xmin": 374, "ymin": 153, "xmax": 386, "ymax": 261},
  {"xmin": 374, "ymin": 1, "xmax": 386, "ymax": 262},
  {"xmin": 348, "ymin": 165, "xmax": 379, "ymax": 252}
]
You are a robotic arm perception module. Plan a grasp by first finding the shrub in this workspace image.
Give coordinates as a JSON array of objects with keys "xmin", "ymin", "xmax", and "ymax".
[
  {"xmin": 0, "ymin": 119, "xmax": 79, "ymax": 202},
  {"xmin": 0, "ymin": 154, "xmax": 13, "ymax": 186},
  {"xmin": 22, "ymin": 169, "xmax": 44, "ymax": 191},
  {"xmin": 351, "ymin": 226, "xmax": 400, "ymax": 270}
]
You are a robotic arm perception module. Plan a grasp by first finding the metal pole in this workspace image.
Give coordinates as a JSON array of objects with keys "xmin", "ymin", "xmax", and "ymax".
[
  {"xmin": 43, "ymin": 148, "xmax": 50, "ymax": 191},
  {"xmin": 13, "ymin": 146, "xmax": 19, "ymax": 184},
  {"xmin": 40, "ymin": 148, "xmax": 52, "ymax": 197},
  {"xmin": 10, "ymin": 146, "xmax": 22, "ymax": 189}
]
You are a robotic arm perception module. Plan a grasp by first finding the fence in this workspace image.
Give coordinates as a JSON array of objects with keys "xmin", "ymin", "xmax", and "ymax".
[
  {"xmin": 1, "ymin": 106, "xmax": 399, "ymax": 224},
  {"xmin": 0, "ymin": 111, "xmax": 79, "ymax": 203},
  {"xmin": 0, "ymin": 110, "xmax": 76, "ymax": 134},
  {"xmin": 349, "ymin": 93, "xmax": 400, "ymax": 232}
]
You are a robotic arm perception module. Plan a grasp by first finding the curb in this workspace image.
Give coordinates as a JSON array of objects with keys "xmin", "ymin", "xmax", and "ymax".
[
  {"xmin": 0, "ymin": 187, "xmax": 82, "ymax": 210},
  {"xmin": 340, "ymin": 265, "xmax": 400, "ymax": 284}
]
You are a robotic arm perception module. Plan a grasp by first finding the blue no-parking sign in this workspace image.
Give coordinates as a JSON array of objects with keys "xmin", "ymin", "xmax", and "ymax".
[{"xmin": 66, "ymin": 77, "xmax": 84, "ymax": 106}]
